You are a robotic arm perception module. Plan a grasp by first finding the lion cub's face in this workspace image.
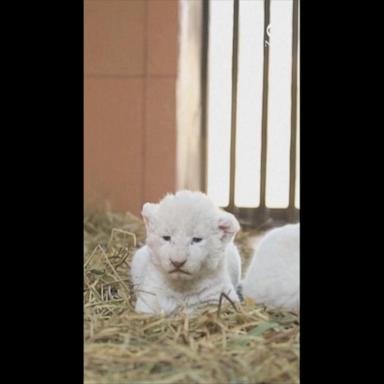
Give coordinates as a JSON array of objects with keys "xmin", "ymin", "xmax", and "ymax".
[{"xmin": 142, "ymin": 191, "xmax": 239, "ymax": 281}]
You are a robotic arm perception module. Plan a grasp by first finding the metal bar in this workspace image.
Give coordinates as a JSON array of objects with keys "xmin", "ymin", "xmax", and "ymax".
[
  {"xmin": 259, "ymin": 0, "xmax": 271, "ymax": 209},
  {"xmin": 289, "ymin": 0, "xmax": 299, "ymax": 212},
  {"xmin": 200, "ymin": 0, "xmax": 210, "ymax": 193},
  {"xmin": 228, "ymin": 0, "xmax": 240, "ymax": 211},
  {"xmin": 235, "ymin": 207, "xmax": 300, "ymax": 229}
]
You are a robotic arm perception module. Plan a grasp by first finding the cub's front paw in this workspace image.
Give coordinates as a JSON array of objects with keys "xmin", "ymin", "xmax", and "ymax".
[{"xmin": 222, "ymin": 286, "xmax": 240, "ymax": 303}]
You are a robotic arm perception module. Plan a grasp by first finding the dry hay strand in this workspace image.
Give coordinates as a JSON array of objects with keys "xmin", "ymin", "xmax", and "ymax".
[{"xmin": 84, "ymin": 210, "xmax": 299, "ymax": 384}]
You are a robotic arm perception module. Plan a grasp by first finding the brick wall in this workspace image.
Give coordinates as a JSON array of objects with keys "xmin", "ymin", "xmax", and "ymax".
[{"xmin": 84, "ymin": 0, "xmax": 179, "ymax": 216}]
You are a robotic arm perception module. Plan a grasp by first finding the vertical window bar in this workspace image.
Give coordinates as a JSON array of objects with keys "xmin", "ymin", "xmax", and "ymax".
[
  {"xmin": 201, "ymin": 0, "xmax": 210, "ymax": 193},
  {"xmin": 259, "ymin": 0, "xmax": 271, "ymax": 209},
  {"xmin": 228, "ymin": 0, "xmax": 240, "ymax": 211},
  {"xmin": 289, "ymin": 0, "xmax": 299, "ymax": 212}
]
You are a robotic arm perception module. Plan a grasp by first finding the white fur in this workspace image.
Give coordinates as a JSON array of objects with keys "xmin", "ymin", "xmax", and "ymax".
[
  {"xmin": 131, "ymin": 191, "xmax": 242, "ymax": 314},
  {"xmin": 242, "ymin": 223, "xmax": 300, "ymax": 311}
]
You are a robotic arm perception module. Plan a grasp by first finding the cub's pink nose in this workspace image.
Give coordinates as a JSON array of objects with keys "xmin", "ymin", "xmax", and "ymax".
[{"xmin": 170, "ymin": 259, "xmax": 186, "ymax": 268}]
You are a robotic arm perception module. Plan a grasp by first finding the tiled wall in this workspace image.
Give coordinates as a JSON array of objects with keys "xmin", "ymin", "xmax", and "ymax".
[{"xmin": 84, "ymin": 0, "xmax": 178, "ymax": 216}]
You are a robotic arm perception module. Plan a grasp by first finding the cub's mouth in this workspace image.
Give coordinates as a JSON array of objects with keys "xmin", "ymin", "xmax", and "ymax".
[{"xmin": 169, "ymin": 269, "xmax": 191, "ymax": 275}]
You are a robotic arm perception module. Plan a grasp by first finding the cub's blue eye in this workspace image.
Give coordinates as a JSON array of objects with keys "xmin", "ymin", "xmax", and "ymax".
[
  {"xmin": 162, "ymin": 236, "xmax": 171, "ymax": 241},
  {"xmin": 192, "ymin": 237, "xmax": 202, "ymax": 243}
]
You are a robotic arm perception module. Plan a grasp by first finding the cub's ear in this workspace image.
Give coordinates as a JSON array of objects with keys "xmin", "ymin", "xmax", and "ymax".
[
  {"xmin": 217, "ymin": 210, "xmax": 240, "ymax": 243},
  {"xmin": 141, "ymin": 203, "xmax": 158, "ymax": 232}
]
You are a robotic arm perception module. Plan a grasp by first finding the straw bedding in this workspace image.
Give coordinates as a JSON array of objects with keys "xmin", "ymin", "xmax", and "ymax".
[{"xmin": 84, "ymin": 211, "xmax": 299, "ymax": 384}]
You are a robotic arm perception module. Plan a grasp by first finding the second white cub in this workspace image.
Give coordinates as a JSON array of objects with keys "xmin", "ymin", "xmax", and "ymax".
[{"xmin": 241, "ymin": 223, "xmax": 300, "ymax": 311}]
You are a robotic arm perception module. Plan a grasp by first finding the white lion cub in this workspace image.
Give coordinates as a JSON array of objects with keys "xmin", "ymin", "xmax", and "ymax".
[
  {"xmin": 241, "ymin": 223, "xmax": 300, "ymax": 311},
  {"xmin": 131, "ymin": 191, "xmax": 242, "ymax": 314}
]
